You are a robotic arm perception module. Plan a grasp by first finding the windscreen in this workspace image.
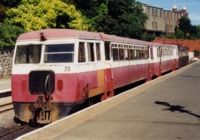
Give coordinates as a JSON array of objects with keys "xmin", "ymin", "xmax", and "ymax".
[
  {"xmin": 44, "ymin": 44, "xmax": 74, "ymax": 63},
  {"xmin": 14, "ymin": 44, "xmax": 42, "ymax": 64}
]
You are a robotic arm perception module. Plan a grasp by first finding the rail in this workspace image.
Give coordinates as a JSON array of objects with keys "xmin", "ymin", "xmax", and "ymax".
[
  {"xmin": 0, "ymin": 102, "xmax": 13, "ymax": 113},
  {"xmin": 0, "ymin": 90, "xmax": 12, "ymax": 113},
  {"xmin": 0, "ymin": 124, "xmax": 30, "ymax": 139}
]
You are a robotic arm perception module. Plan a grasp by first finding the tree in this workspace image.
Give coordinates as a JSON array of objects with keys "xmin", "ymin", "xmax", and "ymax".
[
  {"xmin": 177, "ymin": 16, "xmax": 192, "ymax": 38},
  {"xmin": 0, "ymin": 5, "xmax": 6, "ymax": 22},
  {"xmin": 6, "ymin": 0, "xmax": 91, "ymax": 31},
  {"xmin": 142, "ymin": 32, "xmax": 155, "ymax": 41},
  {"xmin": 175, "ymin": 27, "xmax": 185, "ymax": 39},
  {"xmin": 0, "ymin": 0, "xmax": 21, "ymax": 7},
  {"xmin": 193, "ymin": 50, "xmax": 200, "ymax": 58},
  {"xmin": 0, "ymin": 20, "xmax": 24, "ymax": 50},
  {"xmin": 70, "ymin": 0, "xmax": 147, "ymax": 39},
  {"xmin": 0, "ymin": 0, "xmax": 22, "ymax": 23},
  {"xmin": 194, "ymin": 25, "xmax": 200, "ymax": 38}
]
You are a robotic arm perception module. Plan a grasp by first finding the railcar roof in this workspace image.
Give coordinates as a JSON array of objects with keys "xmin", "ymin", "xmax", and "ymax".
[
  {"xmin": 17, "ymin": 29, "xmax": 102, "ymax": 41},
  {"xmin": 100, "ymin": 33, "xmax": 148, "ymax": 45},
  {"xmin": 17, "ymin": 29, "xmax": 148, "ymax": 45},
  {"xmin": 150, "ymin": 42, "xmax": 177, "ymax": 47}
]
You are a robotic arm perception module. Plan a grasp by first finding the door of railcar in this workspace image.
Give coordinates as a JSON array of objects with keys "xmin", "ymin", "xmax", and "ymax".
[
  {"xmin": 147, "ymin": 46, "xmax": 154, "ymax": 81},
  {"xmin": 101, "ymin": 42, "xmax": 114, "ymax": 101},
  {"xmin": 77, "ymin": 41, "xmax": 114, "ymax": 101},
  {"xmin": 158, "ymin": 46, "xmax": 162, "ymax": 76}
]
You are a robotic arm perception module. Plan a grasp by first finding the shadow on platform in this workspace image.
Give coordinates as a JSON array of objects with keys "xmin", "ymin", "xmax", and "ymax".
[
  {"xmin": 180, "ymin": 75, "xmax": 200, "ymax": 79},
  {"xmin": 155, "ymin": 101, "xmax": 200, "ymax": 119}
]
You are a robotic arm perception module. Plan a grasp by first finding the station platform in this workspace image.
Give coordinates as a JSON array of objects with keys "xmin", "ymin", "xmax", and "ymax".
[
  {"xmin": 0, "ymin": 78, "xmax": 11, "ymax": 92},
  {"xmin": 0, "ymin": 78, "xmax": 11, "ymax": 105},
  {"xmin": 19, "ymin": 61, "xmax": 200, "ymax": 140}
]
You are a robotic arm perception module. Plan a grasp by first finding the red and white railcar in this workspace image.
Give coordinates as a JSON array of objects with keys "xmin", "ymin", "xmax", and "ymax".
[
  {"xmin": 12, "ymin": 29, "xmax": 179, "ymax": 124},
  {"xmin": 149, "ymin": 43, "xmax": 179, "ymax": 77}
]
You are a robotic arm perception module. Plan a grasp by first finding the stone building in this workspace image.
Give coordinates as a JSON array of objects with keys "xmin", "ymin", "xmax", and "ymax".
[{"xmin": 142, "ymin": 4, "xmax": 188, "ymax": 34}]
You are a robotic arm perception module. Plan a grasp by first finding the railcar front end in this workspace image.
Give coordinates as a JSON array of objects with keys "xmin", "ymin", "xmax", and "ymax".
[{"xmin": 12, "ymin": 41, "xmax": 88, "ymax": 124}]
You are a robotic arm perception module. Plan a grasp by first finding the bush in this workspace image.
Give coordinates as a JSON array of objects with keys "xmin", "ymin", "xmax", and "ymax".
[{"xmin": 0, "ymin": 21, "xmax": 24, "ymax": 50}]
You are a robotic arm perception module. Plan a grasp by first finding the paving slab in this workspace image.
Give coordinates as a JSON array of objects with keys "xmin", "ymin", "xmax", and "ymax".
[{"xmin": 0, "ymin": 78, "xmax": 11, "ymax": 91}]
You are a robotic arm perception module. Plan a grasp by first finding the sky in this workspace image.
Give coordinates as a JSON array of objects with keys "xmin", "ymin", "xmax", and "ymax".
[{"xmin": 137, "ymin": 0, "xmax": 200, "ymax": 25}]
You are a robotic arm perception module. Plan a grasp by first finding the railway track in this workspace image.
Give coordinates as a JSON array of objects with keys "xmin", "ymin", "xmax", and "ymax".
[
  {"xmin": 0, "ymin": 103, "xmax": 13, "ymax": 114},
  {"xmin": 0, "ymin": 123, "xmax": 39, "ymax": 140},
  {"xmin": 0, "ymin": 81, "xmax": 146, "ymax": 139},
  {"xmin": 0, "ymin": 90, "xmax": 13, "ymax": 114},
  {"xmin": 0, "ymin": 90, "xmax": 40, "ymax": 139},
  {"xmin": 0, "ymin": 124, "xmax": 30, "ymax": 139},
  {"xmin": 0, "ymin": 89, "xmax": 11, "ymax": 98}
]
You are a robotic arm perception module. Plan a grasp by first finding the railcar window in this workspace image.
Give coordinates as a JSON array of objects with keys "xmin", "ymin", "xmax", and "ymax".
[
  {"xmin": 145, "ymin": 49, "xmax": 149, "ymax": 59},
  {"xmin": 128, "ymin": 49, "xmax": 131, "ymax": 60},
  {"xmin": 138, "ymin": 50, "xmax": 142, "ymax": 59},
  {"xmin": 157, "ymin": 48, "xmax": 161, "ymax": 57},
  {"xmin": 96, "ymin": 43, "xmax": 101, "ymax": 61},
  {"xmin": 133, "ymin": 49, "xmax": 136, "ymax": 59},
  {"xmin": 124, "ymin": 49, "xmax": 128, "ymax": 60},
  {"xmin": 150, "ymin": 48, "xmax": 153, "ymax": 59},
  {"xmin": 112, "ymin": 48, "xmax": 119, "ymax": 61},
  {"xmin": 78, "ymin": 42, "xmax": 86, "ymax": 63},
  {"xmin": 133, "ymin": 50, "xmax": 136, "ymax": 60},
  {"xmin": 119, "ymin": 48, "xmax": 124, "ymax": 60},
  {"xmin": 105, "ymin": 42, "xmax": 110, "ymax": 60},
  {"xmin": 87, "ymin": 43, "xmax": 95, "ymax": 62},
  {"xmin": 136, "ymin": 50, "xmax": 139, "ymax": 59},
  {"xmin": 15, "ymin": 44, "xmax": 42, "ymax": 64},
  {"xmin": 128, "ymin": 49, "xmax": 135, "ymax": 60},
  {"xmin": 44, "ymin": 44, "xmax": 74, "ymax": 63}
]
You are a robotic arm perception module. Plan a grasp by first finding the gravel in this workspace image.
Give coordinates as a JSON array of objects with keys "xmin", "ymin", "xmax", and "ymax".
[{"xmin": 0, "ymin": 110, "xmax": 15, "ymax": 129}]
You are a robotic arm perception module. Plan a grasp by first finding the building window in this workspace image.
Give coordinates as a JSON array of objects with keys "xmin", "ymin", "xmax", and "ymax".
[
  {"xmin": 160, "ymin": 10, "xmax": 162, "ymax": 17},
  {"xmin": 152, "ymin": 22, "xmax": 158, "ymax": 29},
  {"xmin": 152, "ymin": 8, "xmax": 154, "ymax": 16},
  {"xmin": 147, "ymin": 7, "xmax": 150, "ymax": 15},
  {"xmin": 155, "ymin": 9, "xmax": 158, "ymax": 17}
]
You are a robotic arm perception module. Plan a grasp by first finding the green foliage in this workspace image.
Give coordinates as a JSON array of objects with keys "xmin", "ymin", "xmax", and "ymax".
[
  {"xmin": 91, "ymin": 3, "xmax": 108, "ymax": 31},
  {"xmin": 142, "ymin": 32, "xmax": 155, "ymax": 41},
  {"xmin": 70, "ymin": 0, "xmax": 147, "ymax": 39},
  {"xmin": 177, "ymin": 17, "xmax": 192, "ymax": 38},
  {"xmin": 175, "ymin": 27, "xmax": 185, "ymax": 39},
  {"xmin": 194, "ymin": 25, "xmax": 200, "ymax": 38},
  {"xmin": 0, "ymin": 21, "xmax": 24, "ymax": 50},
  {"xmin": 193, "ymin": 50, "xmax": 200, "ymax": 57},
  {"xmin": 0, "ymin": 0, "xmax": 22, "ymax": 23},
  {"xmin": 173, "ymin": 17, "xmax": 200, "ymax": 39},
  {"xmin": 0, "ymin": 5, "xmax": 7, "ymax": 22},
  {"xmin": 0, "ymin": 0, "xmax": 21, "ymax": 7},
  {"xmin": 164, "ymin": 17, "xmax": 200, "ymax": 39},
  {"xmin": 6, "ymin": 0, "xmax": 91, "ymax": 31},
  {"xmin": 164, "ymin": 33, "xmax": 176, "ymax": 39}
]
